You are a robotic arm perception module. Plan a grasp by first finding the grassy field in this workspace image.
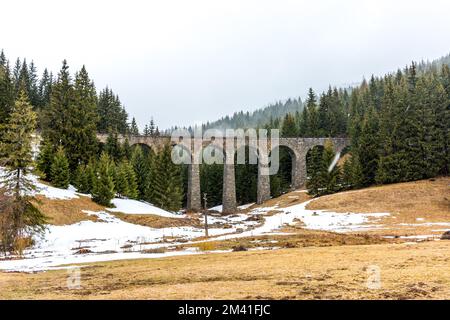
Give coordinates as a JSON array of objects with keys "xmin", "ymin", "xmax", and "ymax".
[
  {"xmin": 1, "ymin": 177, "xmax": 449, "ymax": 300},
  {"xmin": 0, "ymin": 241, "xmax": 449, "ymax": 299},
  {"xmin": 307, "ymin": 177, "xmax": 450, "ymax": 237}
]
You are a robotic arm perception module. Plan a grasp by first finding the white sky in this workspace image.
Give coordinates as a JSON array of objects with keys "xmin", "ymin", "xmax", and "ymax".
[{"xmin": 2, "ymin": 0, "xmax": 450, "ymax": 129}]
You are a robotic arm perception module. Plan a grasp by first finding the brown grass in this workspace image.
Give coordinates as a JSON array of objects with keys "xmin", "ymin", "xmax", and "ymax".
[
  {"xmin": 184, "ymin": 229, "xmax": 388, "ymax": 252},
  {"xmin": 112, "ymin": 212, "xmax": 201, "ymax": 229},
  {"xmin": 247, "ymin": 190, "xmax": 311, "ymax": 211},
  {"xmin": 0, "ymin": 241, "xmax": 449, "ymax": 299},
  {"xmin": 33, "ymin": 195, "xmax": 104, "ymax": 225},
  {"xmin": 306, "ymin": 177, "xmax": 450, "ymax": 237}
]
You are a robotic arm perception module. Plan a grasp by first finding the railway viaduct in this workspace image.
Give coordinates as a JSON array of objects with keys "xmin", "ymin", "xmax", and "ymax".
[{"xmin": 97, "ymin": 134, "xmax": 350, "ymax": 213}]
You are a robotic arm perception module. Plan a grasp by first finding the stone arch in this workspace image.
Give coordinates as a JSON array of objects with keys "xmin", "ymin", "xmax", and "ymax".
[
  {"xmin": 131, "ymin": 142, "xmax": 154, "ymax": 155},
  {"xmin": 269, "ymin": 144, "xmax": 297, "ymax": 196},
  {"xmin": 233, "ymin": 145, "xmax": 259, "ymax": 205}
]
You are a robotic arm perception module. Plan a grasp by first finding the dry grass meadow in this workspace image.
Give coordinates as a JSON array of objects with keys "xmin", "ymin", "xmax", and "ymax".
[
  {"xmin": 0, "ymin": 241, "xmax": 449, "ymax": 299},
  {"xmin": 0, "ymin": 177, "xmax": 449, "ymax": 300}
]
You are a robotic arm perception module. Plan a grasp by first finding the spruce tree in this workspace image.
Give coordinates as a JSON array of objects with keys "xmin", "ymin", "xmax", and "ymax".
[
  {"xmin": 150, "ymin": 145, "xmax": 183, "ymax": 211},
  {"xmin": 0, "ymin": 63, "xmax": 14, "ymax": 130},
  {"xmin": 97, "ymin": 87, "xmax": 128, "ymax": 134},
  {"xmin": 50, "ymin": 146, "xmax": 70, "ymax": 189},
  {"xmin": 40, "ymin": 60, "xmax": 74, "ymax": 165},
  {"xmin": 124, "ymin": 161, "xmax": 139, "ymax": 199},
  {"xmin": 306, "ymin": 146, "xmax": 325, "ymax": 196},
  {"xmin": 104, "ymin": 130, "xmax": 123, "ymax": 161},
  {"xmin": 115, "ymin": 161, "xmax": 130, "ymax": 198},
  {"xmin": 319, "ymin": 140, "xmax": 340, "ymax": 195},
  {"xmin": 131, "ymin": 146, "xmax": 150, "ymax": 199},
  {"xmin": 356, "ymin": 106, "xmax": 380, "ymax": 186},
  {"xmin": 69, "ymin": 65, "xmax": 98, "ymax": 169},
  {"xmin": 130, "ymin": 117, "xmax": 139, "ymax": 135},
  {"xmin": 92, "ymin": 152, "xmax": 115, "ymax": 206},
  {"xmin": 304, "ymin": 88, "xmax": 318, "ymax": 137},
  {"xmin": 0, "ymin": 90, "xmax": 46, "ymax": 253},
  {"xmin": 73, "ymin": 164, "xmax": 91, "ymax": 194},
  {"xmin": 281, "ymin": 113, "xmax": 298, "ymax": 137},
  {"xmin": 36, "ymin": 141, "xmax": 54, "ymax": 180}
]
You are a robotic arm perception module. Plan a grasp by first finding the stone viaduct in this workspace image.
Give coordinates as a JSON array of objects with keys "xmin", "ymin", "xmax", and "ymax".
[{"xmin": 97, "ymin": 134, "xmax": 350, "ymax": 213}]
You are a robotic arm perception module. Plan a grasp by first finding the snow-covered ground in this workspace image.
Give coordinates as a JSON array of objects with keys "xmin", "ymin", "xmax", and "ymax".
[
  {"xmin": 4, "ymin": 168, "xmax": 433, "ymax": 272},
  {"xmin": 107, "ymin": 198, "xmax": 185, "ymax": 218},
  {"xmin": 0, "ymin": 183, "xmax": 393, "ymax": 272}
]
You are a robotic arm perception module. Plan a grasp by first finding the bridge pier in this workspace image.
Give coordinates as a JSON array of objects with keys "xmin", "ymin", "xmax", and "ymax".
[
  {"xmin": 222, "ymin": 164, "xmax": 237, "ymax": 213},
  {"xmin": 257, "ymin": 152, "xmax": 271, "ymax": 204},
  {"xmin": 187, "ymin": 163, "xmax": 201, "ymax": 212},
  {"xmin": 292, "ymin": 150, "xmax": 307, "ymax": 189}
]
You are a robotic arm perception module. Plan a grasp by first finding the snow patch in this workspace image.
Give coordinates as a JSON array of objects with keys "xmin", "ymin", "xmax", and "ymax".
[{"xmin": 107, "ymin": 198, "xmax": 185, "ymax": 218}]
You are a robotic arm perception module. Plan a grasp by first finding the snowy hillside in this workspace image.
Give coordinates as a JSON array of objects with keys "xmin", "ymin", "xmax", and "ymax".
[{"xmin": 0, "ymin": 169, "xmax": 396, "ymax": 272}]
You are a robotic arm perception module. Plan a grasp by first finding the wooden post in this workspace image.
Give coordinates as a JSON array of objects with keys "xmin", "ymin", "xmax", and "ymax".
[{"xmin": 203, "ymin": 193, "xmax": 209, "ymax": 237}]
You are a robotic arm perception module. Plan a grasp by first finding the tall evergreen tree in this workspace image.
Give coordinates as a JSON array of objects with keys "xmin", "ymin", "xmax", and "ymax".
[
  {"xmin": 130, "ymin": 117, "xmax": 139, "ymax": 135},
  {"xmin": 0, "ymin": 61, "xmax": 14, "ymax": 131},
  {"xmin": 68, "ymin": 65, "xmax": 99, "ymax": 169},
  {"xmin": 150, "ymin": 145, "xmax": 183, "ymax": 211},
  {"xmin": 131, "ymin": 146, "xmax": 150, "ymax": 199},
  {"xmin": 97, "ymin": 87, "xmax": 128, "ymax": 134},
  {"xmin": 41, "ymin": 60, "xmax": 74, "ymax": 157},
  {"xmin": 92, "ymin": 152, "xmax": 115, "ymax": 206},
  {"xmin": 281, "ymin": 113, "xmax": 298, "ymax": 137},
  {"xmin": 0, "ymin": 90, "xmax": 46, "ymax": 253},
  {"xmin": 50, "ymin": 146, "xmax": 70, "ymax": 189}
]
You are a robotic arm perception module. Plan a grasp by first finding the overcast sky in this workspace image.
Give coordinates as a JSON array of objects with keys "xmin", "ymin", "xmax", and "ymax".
[{"xmin": 2, "ymin": 0, "xmax": 450, "ymax": 129}]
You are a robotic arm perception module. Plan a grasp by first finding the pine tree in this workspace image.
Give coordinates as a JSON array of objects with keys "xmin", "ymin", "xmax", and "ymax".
[
  {"xmin": 341, "ymin": 157, "xmax": 353, "ymax": 190},
  {"xmin": 85, "ymin": 161, "xmax": 97, "ymax": 194},
  {"xmin": 104, "ymin": 130, "xmax": 123, "ymax": 161},
  {"xmin": 50, "ymin": 146, "xmax": 70, "ymax": 189},
  {"xmin": 349, "ymin": 154, "xmax": 364, "ymax": 189},
  {"xmin": 97, "ymin": 87, "xmax": 128, "ymax": 134},
  {"xmin": 150, "ymin": 145, "xmax": 183, "ymax": 211},
  {"xmin": 122, "ymin": 138, "xmax": 132, "ymax": 160},
  {"xmin": 438, "ymin": 64, "xmax": 450, "ymax": 174},
  {"xmin": 149, "ymin": 118, "xmax": 155, "ymax": 136},
  {"xmin": 318, "ymin": 140, "xmax": 341, "ymax": 195},
  {"xmin": 306, "ymin": 88, "xmax": 319, "ymax": 137},
  {"xmin": 124, "ymin": 161, "xmax": 139, "ymax": 199},
  {"xmin": 0, "ymin": 90, "xmax": 46, "ymax": 253},
  {"xmin": 130, "ymin": 117, "xmax": 139, "ymax": 135},
  {"xmin": 37, "ymin": 68, "xmax": 52, "ymax": 109},
  {"xmin": 27, "ymin": 61, "xmax": 39, "ymax": 107},
  {"xmin": 68, "ymin": 65, "xmax": 98, "ymax": 169},
  {"xmin": 114, "ymin": 161, "xmax": 130, "ymax": 198},
  {"xmin": 355, "ymin": 106, "xmax": 380, "ymax": 186},
  {"xmin": 36, "ymin": 141, "xmax": 54, "ymax": 180},
  {"xmin": 200, "ymin": 163, "xmax": 224, "ymax": 207},
  {"xmin": 143, "ymin": 124, "xmax": 150, "ymax": 136},
  {"xmin": 0, "ymin": 50, "xmax": 6, "ymax": 66},
  {"xmin": 92, "ymin": 152, "xmax": 115, "ymax": 206},
  {"xmin": 306, "ymin": 146, "xmax": 325, "ymax": 196},
  {"xmin": 73, "ymin": 164, "xmax": 91, "ymax": 194},
  {"xmin": 0, "ymin": 61, "xmax": 14, "ymax": 131},
  {"xmin": 40, "ymin": 60, "xmax": 74, "ymax": 164},
  {"xmin": 131, "ymin": 146, "xmax": 150, "ymax": 199},
  {"xmin": 281, "ymin": 113, "xmax": 298, "ymax": 137},
  {"xmin": 12, "ymin": 58, "xmax": 21, "ymax": 93}
]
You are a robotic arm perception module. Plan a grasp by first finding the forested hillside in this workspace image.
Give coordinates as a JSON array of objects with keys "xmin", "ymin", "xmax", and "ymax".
[
  {"xmin": 1, "ymin": 49, "xmax": 449, "ymax": 214},
  {"xmin": 0, "ymin": 51, "xmax": 184, "ymax": 223},
  {"xmin": 197, "ymin": 54, "xmax": 450, "ymax": 204}
]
